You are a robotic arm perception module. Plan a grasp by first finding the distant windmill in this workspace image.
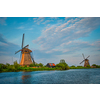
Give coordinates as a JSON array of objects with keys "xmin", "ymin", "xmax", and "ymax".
[
  {"xmin": 15, "ymin": 34, "xmax": 35, "ymax": 66},
  {"xmin": 80, "ymin": 53, "xmax": 90, "ymax": 67}
]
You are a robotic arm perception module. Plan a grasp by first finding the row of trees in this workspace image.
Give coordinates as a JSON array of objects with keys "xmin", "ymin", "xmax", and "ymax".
[
  {"xmin": 1, "ymin": 59, "xmax": 100, "ymax": 72},
  {"xmin": 0, "ymin": 59, "xmax": 70, "ymax": 72},
  {"xmin": 70, "ymin": 64, "xmax": 100, "ymax": 69},
  {"xmin": 29, "ymin": 59, "xmax": 69, "ymax": 70}
]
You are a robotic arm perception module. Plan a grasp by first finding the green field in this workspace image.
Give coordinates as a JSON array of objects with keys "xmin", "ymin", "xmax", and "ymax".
[{"xmin": 0, "ymin": 61, "xmax": 100, "ymax": 72}]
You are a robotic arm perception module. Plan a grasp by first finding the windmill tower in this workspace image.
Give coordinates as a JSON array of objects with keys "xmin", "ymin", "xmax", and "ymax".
[
  {"xmin": 80, "ymin": 53, "xmax": 90, "ymax": 67},
  {"xmin": 15, "ymin": 34, "xmax": 35, "ymax": 66}
]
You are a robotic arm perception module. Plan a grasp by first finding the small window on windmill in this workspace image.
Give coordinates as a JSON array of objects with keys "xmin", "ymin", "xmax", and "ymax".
[{"xmin": 25, "ymin": 50, "xmax": 27, "ymax": 52}]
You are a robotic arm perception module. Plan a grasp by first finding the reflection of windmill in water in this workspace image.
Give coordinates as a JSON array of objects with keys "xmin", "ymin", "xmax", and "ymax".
[
  {"xmin": 15, "ymin": 34, "xmax": 35, "ymax": 66},
  {"xmin": 80, "ymin": 53, "xmax": 90, "ymax": 67}
]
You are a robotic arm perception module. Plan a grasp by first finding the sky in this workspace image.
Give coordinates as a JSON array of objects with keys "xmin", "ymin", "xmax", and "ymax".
[{"xmin": 0, "ymin": 17, "xmax": 100, "ymax": 66}]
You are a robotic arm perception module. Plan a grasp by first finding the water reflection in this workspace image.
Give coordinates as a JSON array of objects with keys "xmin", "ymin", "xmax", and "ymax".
[{"xmin": 21, "ymin": 72, "xmax": 32, "ymax": 84}]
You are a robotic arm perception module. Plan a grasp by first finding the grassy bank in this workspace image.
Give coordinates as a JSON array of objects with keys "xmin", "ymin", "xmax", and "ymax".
[
  {"xmin": 0, "ymin": 61, "xmax": 100, "ymax": 72},
  {"xmin": 0, "ymin": 61, "xmax": 69, "ymax": 72},
  {"xmin": 70, "ymin": 64, "xmax": 100, "ymax": 69}
]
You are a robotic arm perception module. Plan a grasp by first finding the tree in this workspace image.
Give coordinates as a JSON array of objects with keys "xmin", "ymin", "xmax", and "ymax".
[
  {"xmin": 13, "ymin": 60, "xmax": 20, "ymax": 68},
  {"xmin": 86, "ymin": 65, "xmax": 91, "ymax": 68},
  {"xmin": 56, "ymin": 59, "xmax": 69, "ymax": 70},
  {"xmin": 38, "ymin": 63, "xmax": 43, "ymax": 67},
  {"xmin": 92, "ymin": 64, "xmax": 97, "ymax": 66},
  {"xmin": 60, "ymin": 59, "xmax": 65, "ymax": 63},
  {"xmin": 70, "ymin": 65, "xmax": 76, "ymax": 67}
]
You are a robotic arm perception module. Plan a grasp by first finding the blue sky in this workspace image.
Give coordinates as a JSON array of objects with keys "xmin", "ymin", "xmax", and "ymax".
[{"xmin": 0, "ymin": 17, "xmax": 100, "ymax": 66}]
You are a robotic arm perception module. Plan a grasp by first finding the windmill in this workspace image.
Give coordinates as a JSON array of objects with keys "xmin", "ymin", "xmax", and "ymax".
[
  {"xmin": 15, "ymin": 34, "xmax": 35, "ymax": 66},
  {"xmin": 80, "ymin": 53, "xmax": 90, "ymax": 67}
]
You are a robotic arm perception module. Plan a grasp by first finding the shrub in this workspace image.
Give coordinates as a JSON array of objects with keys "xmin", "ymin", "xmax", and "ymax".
[
  {"xmin": 86, "ymin": 65, "xmax": 91, "ymax": 68},
  {"xmin": 24, "ymin": 65, "xmax": 27, "ymax": 67},
  {"xmin": 29, "ymin": 63, "xmax": 35, "ymax": 67},
  {"xmin": 96, "ymin": 65, "xmax": 100, "ymax": 68},
  {"xmin": 13, "ymin": 61, "xmax": 20, "ymax": 68},
  {"xmin": 6, "ymin": 63, "xmax": 10, "ymax": 66},
  {"xmin": 92, "ymin": 64, "xmax": 97, "ymax": 66},
  {"xmin": 77, "ymin": 66, "xmax": 83, "ymax": 68},
  {"xmin": 70, "ymin": 65, "xmax": 76, "ymax": 68},
  {"xmin": 38, "ymin": 63, "xmax": 43, "ymax": 67},
  {"xmin": 0, "ymin": 66, "xmax": 2, "ymax": 72},
  {"xmin": 56, "ymin": 62, "xmax": 69, "ymax": 70},
  {"xmin": 0, "ymin": 63, "xmax": 7, "ymax": 69}
]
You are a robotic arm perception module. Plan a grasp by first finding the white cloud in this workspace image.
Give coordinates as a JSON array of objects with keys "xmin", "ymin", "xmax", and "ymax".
[
  {"xmin": 32, "ymin": 17, "xmax": 100, "ymax": 65},
  {"xmin": 33, "ymin": 17, "xmax": 100, "ymax": 51},
  {"xmin": 0, "ymin": 42, "xmax": 8, "ymax": 46},
  {"xmin": 17, "ymin": 26, "xmax": 24, "ymax": 29},
  {"xmin": 33, "ymin": 17, "xmax": 45, "ymax": 25}
]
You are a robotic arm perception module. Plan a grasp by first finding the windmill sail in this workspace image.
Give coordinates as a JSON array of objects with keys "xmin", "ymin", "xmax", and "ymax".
[
  {"xmin": 80, "ymin": 59, "xmax": 85, "ymax": 64},
  {"xmin": 82, "ymin": 53, "xmax": 85, "ymax": 60},
  {"xmin": 30, "ymin": 53, "xmax": 35, "ymax": 64},
  {"xmin": 22, "ymin": 34, "xmax": 24, "ymax": 48}
]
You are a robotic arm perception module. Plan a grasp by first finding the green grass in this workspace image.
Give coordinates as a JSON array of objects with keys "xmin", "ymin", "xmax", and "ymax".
[{"xmin": 0, "ymin": 62, "xmax": 100, "ymax": 73}]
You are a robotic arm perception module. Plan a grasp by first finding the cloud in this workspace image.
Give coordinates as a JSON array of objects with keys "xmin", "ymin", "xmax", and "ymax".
[
  {"xmin": 0, "ymin": 17, "xmax": 7, "ymax": 25},
  {"xmin": 0, "ymin": 33, "xmax": 20, "ymax": 57},
  {"xmin": 33, "ymin": 17, "xmax": 100, "ymax": 52},
  {"xmin": 32, "ymin": 17, "xmax": 100, "ymax": 65},
  {"xmin": 17, "ymin": 26, "xmax": 24, "ymax": 29},
  {"xmin": 42, "ymin": 20, "xmax": 51, "ymax": 24},
  {"xmin": 33, "ymin": 17, "xmax": 45, "ymax": 25}
]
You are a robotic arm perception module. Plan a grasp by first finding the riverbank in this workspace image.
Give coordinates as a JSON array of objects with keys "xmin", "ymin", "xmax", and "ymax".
[
  {"xmin": 0, "ymin": 62, "xmax": 100, "ymax": 73},
  {"xmin": 0, "ymin": 65, "xmax": 99, "ymax": 73}
]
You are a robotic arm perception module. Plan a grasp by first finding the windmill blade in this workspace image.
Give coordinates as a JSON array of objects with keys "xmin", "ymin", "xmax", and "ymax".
[
  {"xmin": 82, "ymin": 53, "xmax": 85, "ymax": 60},
  {"xmin": 86, "ymin": 55, "xmax": 90, "ymax": 59},
  {"xmin": 19, "ymin": 52, "xmax": 22, "ymax": 64},
  {"xmin": 23, "ymin": 44, "xmax": 29, "ymax": 49},
  {"xmin": 30, "ymin": 52, "xmax": 35, "ymax": 63},
  {"xmin": 15, "ymin": 45, "xmax": 29, "ymax": 54},
  {"xmin": 80, "ymin": 59, "xmax": 85, "ymax": 64},
  {"xmin": 15, "ymin": 49, "xmax": 22, "ymax": 54},
  {"xmin": 22, "ymin": 34, "xmax": 24, "ymax": 49}
]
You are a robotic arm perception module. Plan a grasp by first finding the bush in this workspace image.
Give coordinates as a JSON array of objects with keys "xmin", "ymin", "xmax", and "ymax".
[
  {"xmin": 13, "ymin": 61, "xmax": 20, "ymax": 68},
  {"xmin": 86, "ymin": 65, "xmax": 91, "ymax": 68},
  {"xmin": 0, "ymin": 66, "xmax": 2, "ymax": 72},
  {"xmin": 38, "ymin": 63, "xmax": 43, "ymax": 67},
  {"xmin": 24, "ymin": 65, "xmax": 27, "ymax": 67},
  {"xmin": 77, "ymin": 66, "xmax": 83, "ymax": 68},
  {"xmin": 96, "ymin": 65, "xmax": 100, "ymax": 68},
  {"xmin": 0, "ymin": 63, "xmax": 7, "ymax": 69},
  {"xmin": 56, "ymin": 62, "xmax": 69, "ymax": 70},
  {"xmin": 70, "ymin": 65, "xmax": 76, "ymax": 67},
  {"xmin": 29, "ymin": 63, "xmax": 35, "ymax": 67},
  {"xmin": 6, "ymin": 63, "xmax": 10, "ymax": 66},
  {"xmin": 92, "ymin": 64, "xmax": 97, "ymax": 66}
]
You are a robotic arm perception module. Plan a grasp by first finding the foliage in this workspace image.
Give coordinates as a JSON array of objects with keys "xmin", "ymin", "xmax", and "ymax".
[
  {"xmin": 56, "ymin": 62, "xmax": 69, "ymax": 70},
  {"xmin": 38, "ymin": 63, "xmax": 43, "ymax": 67},
  {"xmin": 71, "ymin": 65, "xmax": 75, "ymax": 67},
  {"xmin": 92, "ymin": 64, "xmax": 97, "ymax": 66},
  {"xmin": 29, "ymin": 63, "xmax": 35, "ymax": 67},
  {"xmin": 43, "ymin": 65, "xmax": 47, "ymax": 67},
  {"xmin": 86, "ymin": 65, "xmax": 91, "ymax": 68},
  {"xmin": 60, "ymin": 59, "xmax": 65, "ymax": 63},
  {"xmin": 24, "ymin": 65, "xmax": 27, "ymax": 67},
  {"xmin": 92, "ymin": 64, "xmax": 100, "ymax": 68},
  {"xmin": 6, "ymin": 63, "xmax": 10, "ymax": 66},
  {"xmin": 96, "ymin": 65, "xmax": 100, "ymax": 68},
  {"xmin": 13, "ymin": 61, "xmax": 20, "ymax": 68}
]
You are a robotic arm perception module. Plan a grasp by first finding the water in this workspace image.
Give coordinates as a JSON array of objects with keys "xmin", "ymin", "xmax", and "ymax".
[{"xmin": 0, "ymin": 68, "xmax": 100, "ymax": 84}]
